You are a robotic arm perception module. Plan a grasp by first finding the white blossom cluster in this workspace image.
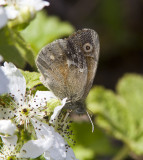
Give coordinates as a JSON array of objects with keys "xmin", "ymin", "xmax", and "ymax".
[
  {"xmin": 0, "ymin": 62, "xmax": 77, "ymax": 160},
  {"xmin": 0, "ymin": 0, "xmax": 49, "ymax": 29}
]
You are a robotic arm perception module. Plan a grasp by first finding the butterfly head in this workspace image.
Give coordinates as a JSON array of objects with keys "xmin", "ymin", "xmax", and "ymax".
[{"xmin": 64, "ymin": 100, "xmax": 86, "ymax": 114}]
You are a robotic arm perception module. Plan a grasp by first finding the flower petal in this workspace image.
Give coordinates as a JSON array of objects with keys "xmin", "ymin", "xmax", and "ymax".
[
  {"xmin": 0, "ymin": 120, "xmax": 16, "ymax": 135},
  {"xmin": 31, "ymin": 118, "xmax": 54, "ymax": 139},
  {"xmin": 19, "ymin": 138, "xmax": 53, "ymax": 158},
  {"xmin": 50, "ymin": 98, "xmax": 67, "ymax": 123},
  {"xmin": 0, "ymin": 7, "xmax": 8, "ymax": 29},
  {"xmin": 31, "ymin": 119, "xmax": 77, "ymax": 160},
  {"xmin": 1, "ymin": 135, "xmax": 18, "ymax": 147},
  {"xmin": 66, "ymin": 147, "xmax": 78, "ymax": 160},
  {"xmin": 18, "ymin": 0, "xmax": 50, "ymax": 11},
  {"xmin": 29, "ymin": 91, "xmax": 56, "ymax": 108},
  {"xmin": 34, "ymin": 0, "xmax": 50, "ymax": 11},
  {"xmin": 0, "ymin": 108, "xmax": 13, "ymax": 120},
  {"xmin": 47, "ymin": 132, "xmax": 67, "ymax": 160},
  {"xmin": 46, "ymin": 132, "xmax": 78, "ymax": 160},
  {"xmin": 0, "ymin": 62, "xmax": 26, "ymax": 103}
]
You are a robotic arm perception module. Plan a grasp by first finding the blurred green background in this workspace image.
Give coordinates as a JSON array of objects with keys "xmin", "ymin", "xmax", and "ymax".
[{"xmin": 1, "ymin": 0, "xmax": 143, "ymax": 159}]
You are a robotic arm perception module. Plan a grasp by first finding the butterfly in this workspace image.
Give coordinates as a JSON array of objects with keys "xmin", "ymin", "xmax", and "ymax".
[{"xmin": 36, "ymin": 28, "xmax": 100, "ymax": 114}]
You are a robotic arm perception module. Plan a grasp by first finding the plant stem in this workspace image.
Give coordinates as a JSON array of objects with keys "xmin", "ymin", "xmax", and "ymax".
[{"xmin": 112, "ymin": 144, "xmax": 130, "ymax": 160}]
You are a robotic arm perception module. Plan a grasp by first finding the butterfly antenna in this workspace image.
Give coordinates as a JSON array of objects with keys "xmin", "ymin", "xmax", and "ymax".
[{"xmin": 86, "ymin": 111, "xmax": 94, "ymax": 132}]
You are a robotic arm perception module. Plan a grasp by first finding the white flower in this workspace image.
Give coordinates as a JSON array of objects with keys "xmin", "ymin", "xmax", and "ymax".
[
  {"xmin": 0, "ymin": 62, "xmax": 57, "ymax": 129},
  {"xmin": 5, "ymin": 5, "xmax": 19, "ymax": 19},
  {"xmin": 0, "ymin": 144, "xmax": 17, "ymax": 159},
  {"xmin": 0, "ymin": 7, "xmax": 8, "ymax": 29},
  {"xmin": 0, "ymin": 135, "xmax": 19, "ymax": 159},
  {"xmin": 1, "ymin": 0, "xmax": 49, "ymax": 20},
  {"xmin": 0, "ymin": 62, "xmax": 77, "ymax": 159},
  {"xmin": 0, "ymin": 0, "xmax": 6, "ymax": 5},
  {"xmin": 18, "ymin": 0, "xmax": 50, "ymax": 12},
  {"xmin": 0, "ymin": 141, "xmax": 27, "ymax": 160},
  {"xmin": 19, "ymin": 119, "xmax": 78, "ymax": 160}
]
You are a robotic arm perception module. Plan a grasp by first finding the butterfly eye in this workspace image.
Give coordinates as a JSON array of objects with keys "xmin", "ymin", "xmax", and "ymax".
[{"xmin": 83, "ymin": 43, "xmax": 93, "ymax": 52}]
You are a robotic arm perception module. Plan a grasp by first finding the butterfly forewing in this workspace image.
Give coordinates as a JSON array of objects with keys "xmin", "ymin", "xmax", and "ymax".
[{"xmin": 36, "ymin": 39, "xmax": 88, "ymax": 102}]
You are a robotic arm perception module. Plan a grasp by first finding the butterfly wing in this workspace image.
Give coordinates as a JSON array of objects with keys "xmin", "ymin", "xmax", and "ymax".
[
  {"xmin": 36, "ymin": 38, "xmax": 88, "ymax": 102},
  {"xmin": 67, "ymin": 29, "xmax": 100, "ymax": 99},
  {"xmin": 36, "ymin": 28, "xmax": 100, "ymax": 112},
  {"xmin": 80, "ymin": 29, "xmax": 100, "ymax": 99}
]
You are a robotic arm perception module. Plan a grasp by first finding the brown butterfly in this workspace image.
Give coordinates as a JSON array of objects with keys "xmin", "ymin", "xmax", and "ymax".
[{"xmin": 36, "ymin": 28, "xmax": 100, "ymax": 114}]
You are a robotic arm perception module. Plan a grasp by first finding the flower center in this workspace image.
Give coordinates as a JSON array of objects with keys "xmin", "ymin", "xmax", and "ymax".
[
  {"xmin": 22, "ymin": 108, "xmax": 29, "ymax": 116},
  {"xmin": 7, "ymin": 156, "xmax": 16, "ymax": 160}
]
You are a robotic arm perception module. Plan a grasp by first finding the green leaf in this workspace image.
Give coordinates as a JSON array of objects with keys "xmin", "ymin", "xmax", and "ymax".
[
  {"xmin": 30, "ymin": 154, "xmax": 45, "ymax": 160},
  {"xmin": 46, "ymin": 98, "xmax": 61, "ymax": 113},
  {"xmin": 33, "ymin": 85, "xmax": 49, "ymax": 94},
  {"xmin": 20, "ymin": 70, "xmax": 42, "ymax": 89},
  {"xmin": 0, "ymin": 27, "xmax": 25, "ymax": 68},
  {"xmin": 87, "ymin": 87, "xmax": 134, "ymax": 142},
  {"xmin": 21, "ymin": 11, "xmax": 75, "ymax": 55},
  {"xmin": 117, "ymin": 74, "xmax": 143, "ymax": 121},
  {"xmin": 117, "ymin": 74, "xmax": 143, "ymax": 154},
  {"xmin": 0, "ymin": 27, "xmax": 36, "ymax": 69},
  {"xmin": 86, "ymin": 74, "xmax": 143, "ymax": 155}
]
